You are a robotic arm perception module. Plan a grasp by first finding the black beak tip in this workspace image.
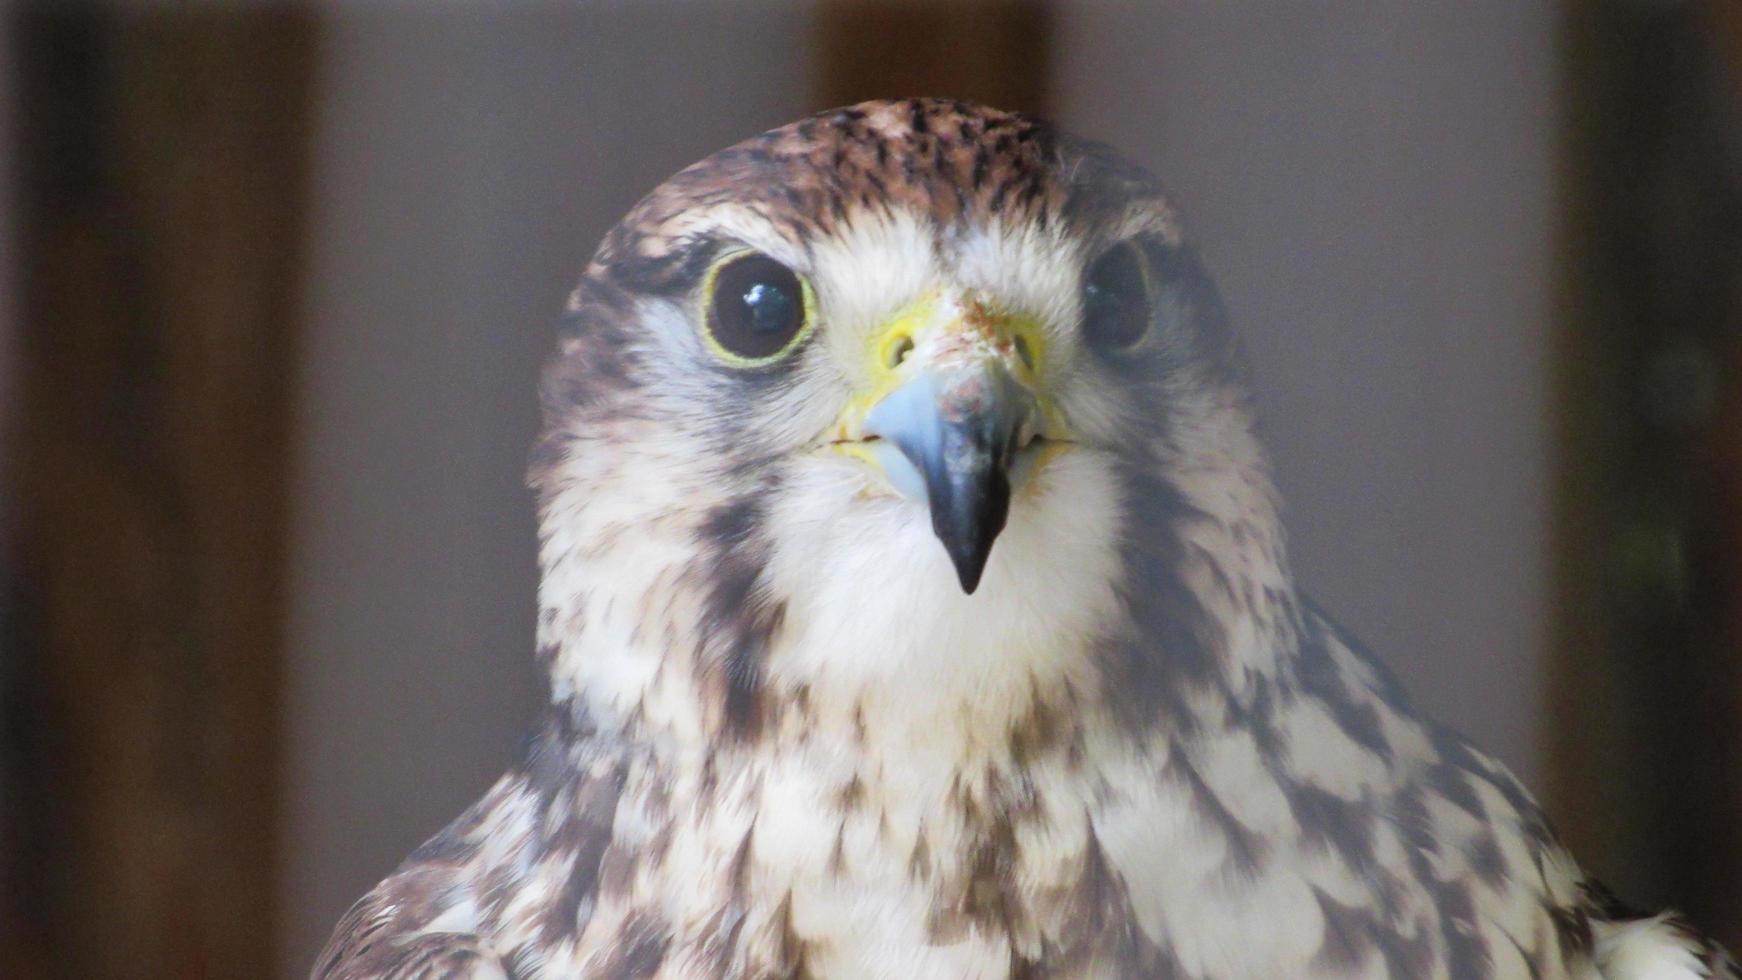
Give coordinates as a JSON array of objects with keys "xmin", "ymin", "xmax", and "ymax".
[
  {"xmin": 937, "ymin": 510, "xmax": 1002, "ymax": 594},
  {"xmin": 927, "ymin": 461, "xmax": 1010, "ymax": 596},
  {"xmin": 950, "ymin": 549, "xmax": 989, "ymax": 594}
]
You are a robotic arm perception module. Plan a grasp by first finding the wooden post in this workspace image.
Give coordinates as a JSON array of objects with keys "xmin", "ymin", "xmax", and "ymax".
[
  {"xmin": 3, "ymin": 9, "xmax": 314, "ymax": 976},
  {"xmin": 815, "ymin": 0, "xmax": 1051, "ymax": 117},
  {"xmin": 1547, "ymin": 0, "xmax": 1742, "ymax": 947}
]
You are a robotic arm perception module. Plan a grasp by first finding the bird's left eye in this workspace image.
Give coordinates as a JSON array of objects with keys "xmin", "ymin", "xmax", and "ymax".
[
  {"xmin": 1081, "ymin": 241, "xmax": 1152, "ymax": 352},
  {"xmin": 703, "ymin": 253, "xmax": 813, "ymax": 366}
]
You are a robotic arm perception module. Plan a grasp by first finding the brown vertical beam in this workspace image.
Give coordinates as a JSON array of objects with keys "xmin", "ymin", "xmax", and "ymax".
[
  {"xmin": 1547, "ymin": 0, "xmax": 1742, "ymax": 948},
  {"xmin": 815, "ymin": 0, "xmax": 1051, "ymax": 116},
  {"xmin": 3, "ymin": 9, "xmax": 314, "ymax": 977}
]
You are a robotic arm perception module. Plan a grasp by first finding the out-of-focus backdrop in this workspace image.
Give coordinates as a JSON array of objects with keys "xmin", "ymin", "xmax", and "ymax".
[{"xmin": 2, "ymin": 3, "xmax": 1738, "ymax": 977}]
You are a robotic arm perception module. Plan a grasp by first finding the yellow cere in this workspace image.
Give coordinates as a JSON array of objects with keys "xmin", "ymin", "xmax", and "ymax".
[{"xmin": 829, "ymin": 289, "xmax": 1072, "ymax": 447}]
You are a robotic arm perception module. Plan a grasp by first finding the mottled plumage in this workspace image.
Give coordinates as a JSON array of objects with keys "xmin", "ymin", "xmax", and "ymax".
[{"xmin": 316, "ymin": 99, "xmax": 1732, "ymax": 979}]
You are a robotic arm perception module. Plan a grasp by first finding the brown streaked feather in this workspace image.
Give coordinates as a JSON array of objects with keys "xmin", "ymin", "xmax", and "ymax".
[{"xmin": 316, "ymin": 99, "xmax": 1733, "ymax": 979}]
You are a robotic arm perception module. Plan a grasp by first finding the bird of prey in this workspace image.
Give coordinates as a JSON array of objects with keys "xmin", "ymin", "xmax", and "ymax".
[{"xmin": 315, "ymin": 99, "xmax": 1732, "ymax": 979}]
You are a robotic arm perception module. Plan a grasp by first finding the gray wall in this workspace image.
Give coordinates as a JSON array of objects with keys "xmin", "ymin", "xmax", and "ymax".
[
  {"xmin": 280, "ymin": 6, "xmax": 812, "ymax": 973},
  {"xmin": 284, "ymin": 3, "xmax": 1557, "ymax": 974}
]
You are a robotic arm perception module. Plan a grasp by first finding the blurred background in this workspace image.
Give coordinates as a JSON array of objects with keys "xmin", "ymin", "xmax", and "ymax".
[{"xmin": 1, "ymin": 2, "xmax": 1738, "ymax": 976}]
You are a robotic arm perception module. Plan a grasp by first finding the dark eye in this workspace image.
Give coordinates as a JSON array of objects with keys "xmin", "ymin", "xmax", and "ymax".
[
  {"xmin": 1082, "ymin": 242, "xmax": 1152, "ymax": 351},
  {"xmin": 706, "ymin": 253, "xmax": 810, "ymax": 364}
]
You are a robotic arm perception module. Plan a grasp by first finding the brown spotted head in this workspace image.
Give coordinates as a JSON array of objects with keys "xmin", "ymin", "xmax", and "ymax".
[{"xmin": 532, "ymin": 99, "xmax": 1283, "ymax": 738}]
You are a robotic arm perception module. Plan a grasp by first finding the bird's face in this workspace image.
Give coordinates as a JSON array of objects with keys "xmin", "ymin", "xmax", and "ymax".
[{"xmin": 535, "ymin": 102, "xmax": 1274, "ymax": 731}]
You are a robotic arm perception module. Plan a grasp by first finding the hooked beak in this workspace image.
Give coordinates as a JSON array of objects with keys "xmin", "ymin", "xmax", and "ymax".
[
  {"xmin": 831, "ymin": 290, "xmax": 1060, "ymax": 594},
  {"xmin": 864, "ymin": 362, "xmax": 1037, "ymax": 593}
]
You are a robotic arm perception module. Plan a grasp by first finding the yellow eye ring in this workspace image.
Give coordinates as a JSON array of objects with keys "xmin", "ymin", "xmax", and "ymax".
[{"xmin": 700, "ymin": 250, "xmax": 817, "ymax": 368}]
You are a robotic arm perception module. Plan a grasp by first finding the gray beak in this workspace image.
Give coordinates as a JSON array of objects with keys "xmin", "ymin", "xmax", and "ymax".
[{"xmin": 864, "ymin": 362, "xmax": 1036, "ymax": 593}]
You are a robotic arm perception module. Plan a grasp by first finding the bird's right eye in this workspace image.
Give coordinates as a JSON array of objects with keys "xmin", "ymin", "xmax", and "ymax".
[{"xmin": 703, "ymin": 252, "xmax": 813, "ymax": 367}]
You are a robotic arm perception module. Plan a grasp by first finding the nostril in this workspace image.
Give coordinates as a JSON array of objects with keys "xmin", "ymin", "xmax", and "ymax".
[
  {"xmin": 1012, "ymin": 334, "xmax": 1035, "ymax": 372},
  {"xmin": 888, "ymin": 335, "xmax": 915, "ymax": 369}
]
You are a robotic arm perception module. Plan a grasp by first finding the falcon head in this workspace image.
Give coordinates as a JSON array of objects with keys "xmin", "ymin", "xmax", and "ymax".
[{"xmin": 533, "ymin": 100, "xmax": 1286, "ymax": 739}]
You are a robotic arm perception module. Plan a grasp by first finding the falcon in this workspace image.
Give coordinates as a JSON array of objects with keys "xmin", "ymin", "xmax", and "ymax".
[{"xmin": 315, "ymin": 99, "xmax": 1732, "ymax": 978}]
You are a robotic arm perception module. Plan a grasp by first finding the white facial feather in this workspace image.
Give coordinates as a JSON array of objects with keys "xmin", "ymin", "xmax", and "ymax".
[
  {"xmin": 546, "ymin": 208, "xmax": 1140, "ymax": 744},
  {"xmin": 761, "ymin": 444, "xmax": 1124, "ymax": 737}
]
